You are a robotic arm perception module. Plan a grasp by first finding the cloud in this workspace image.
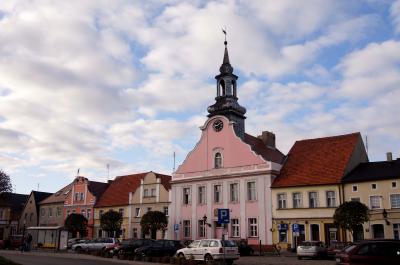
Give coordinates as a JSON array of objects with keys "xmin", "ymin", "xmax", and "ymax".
[{"xmin": 391, "ymin": 0, "xmax": 400, "ymax": 33}]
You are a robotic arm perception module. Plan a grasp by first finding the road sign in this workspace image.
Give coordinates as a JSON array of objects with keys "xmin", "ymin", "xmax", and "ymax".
[
  {"xmin": 293, "ymin": 223, "xmax": 299, "ymax": 233},
  {"xmin": 174, "ymin": 224, "xmax": 179, "ymax": 232},
  {"xmin": 217, "ymin": 208, "xmax": 230, "ymax": 224}
]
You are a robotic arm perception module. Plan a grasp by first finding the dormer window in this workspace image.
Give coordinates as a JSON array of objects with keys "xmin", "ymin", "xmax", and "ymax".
[{"xmin": 214, "ymin": 152, "xmax": 222, "ymax": 168}]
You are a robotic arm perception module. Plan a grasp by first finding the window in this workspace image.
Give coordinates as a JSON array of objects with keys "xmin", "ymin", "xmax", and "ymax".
[
  {"xmin": 394, "ymin": 223, "xmax": 400, "ymax": 240},
  {"xmin": 390, "ymin": 194, "xmax": 400, "ymax": 208},
  {"xmin": 135, "ymin": 208, "xmax": 140, "ymax": 217},
  {"xmin": 183, "ymin": 220, "xmax": 191, "ymax": 237},
  {"xmin": 392, "ymin": 181, "xmax": 397, "ymax": 188},
  {"xmin": 183, "ymin": 187, "xmax": 191, "ymax": 205},
  {"xmin": 80, "ymin": 192, "xmax": 84, "ymax": 201},
  {"xmin": 352, "ymin": 185, "xmax": 358, "ymax": 192},
  {"xmin": 163, "ymin": 206, "xmax": 169, "ymax": 216},
  {"xmin": 67, "ymin": 210, "xmax": 70, "ymax": 216},
  {"xmin": 198, "ymin": 220, "xmax": 206, "ymax": 237},
  {"xmin": 57, "ymin": 207, "xmax": 62, "ymax": 217},
  {"xmin": 248, "ymin": 218, "xmax": 258, "ymax": 237},
  {"xmin": 214, "ymin": 152, "xmax": 222, "ymax": 168},
  {"xmin": 371, "ymin": 183, "xmax": 377, "ymax": 190},
  {"xmin": 87, "ymin": 209, "xmax": 91, "ymax": 219},
  {"xmin": 326, "ymin": 191, "xmax": 336, "ymax": 207},
  {"xmin": 370, "ymin": 196, "xmax": 381, "ymax": 209},
  {"xmin": 133, "ymin": 228, "xmax": 138, "ymax": 238},
  {"xmin": 214, "ymin": 185, "xmax": 222, "ymax": 203},
  {"xmin": 144, "ymin": 189, "xmax": 149, "ymax": 197},
  {"xmin": 277, "ymin": 193, "xmax": 287, "ymax": 209},
  {"xmin": 279, "ymin": 230, "xmax": 288, "ymax": 242},
  {"xmin": 231, "ymin": 219, "xmax": 240, "ymax": 237},
  {"xmin": 309, "ymin": 192, "xmax": 318, "ymax": 208},
  {"xmin": 247, "ymin": 181, "xmax": 256, "ymax": 201},
  {"xmin": 230, "ymin": 183, "xmax": 239, "ymax": 203},
  {"xmin": 81, "ymin": 209, "xmax": 85, "ymax": 216},
  {"xmin": 75, "ymin": 192, "xmax": 79, "ymax": 201},
  {"xmin": 48, "ymin": 208, "xmax": 52, "ymax": 217},
  {"xmin": 351, "ymin": 197, "xmax": 360, "ymax": 202},
  {"xmin": 119, "ymin": 208, "xmax": 124, "ymax": 217},
  {"xmin": 293, "ymin": 192, "xmax": 302, "ymax": 208},
  {"xmin": 198, "ymin": 186, "xmax": 206, "ymax": 204},
  {"xmin": 151, "ymin": 188, "xmax": 156, "ymax": 197}
]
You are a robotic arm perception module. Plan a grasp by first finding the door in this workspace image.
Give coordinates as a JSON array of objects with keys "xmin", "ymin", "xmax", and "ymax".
[
  {"xmin": 353, "ymin": 224, "xmax": 364, "ymax": 242},
  {"xmin": 310, "ymin": 224, "xmax": 320, "ymax": 241},
  {"xmin": 372, "ymin": 224, "xmax": 384, "ymax": 239}
]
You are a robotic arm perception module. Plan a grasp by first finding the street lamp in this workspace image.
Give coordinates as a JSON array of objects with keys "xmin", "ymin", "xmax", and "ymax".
[{"xmin": 202, "ymin": 215, "xmax": 212, "ymax": 237}]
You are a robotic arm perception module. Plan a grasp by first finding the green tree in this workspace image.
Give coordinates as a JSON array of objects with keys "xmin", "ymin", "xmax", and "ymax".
[
  {"xmin": 0, "ymin": 170, "xmax": 12, "ymax": 194},
  {"xmin": 64, "ymin": 213, "xmax": 88, "ymax": 238},
  {"xmin": 140, "ymin": 211, "xmax": 168, "ymax": 239},
  {"xmin": 100, "ymin": 210, "xmax": 122, "ymax": 238},
  {"xmin": 334, "ymin": 201, "xmax": 369, "ymax": 241}
]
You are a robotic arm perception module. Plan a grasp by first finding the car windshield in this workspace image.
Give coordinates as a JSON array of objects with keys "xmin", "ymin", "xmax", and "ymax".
[
  {"xmin": 344, "ymin": 244, "xmax": 357, "ymax": 253},
  {"xmin": 222, "ymin": 240, "xmax": 236, "ymax": 247}
]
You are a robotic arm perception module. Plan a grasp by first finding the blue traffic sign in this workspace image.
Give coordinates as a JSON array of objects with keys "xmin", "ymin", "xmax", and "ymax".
[
  {"xmin": 217, "ymin": 208, "xmax": 230, "ymax": 224},
  {"xmin": 293, "ymin": 223, "xmax": 299, "ymax": 232},
  {"xmin": 174, "ymin": 224, "xmax": 179, "ymax": 231}
]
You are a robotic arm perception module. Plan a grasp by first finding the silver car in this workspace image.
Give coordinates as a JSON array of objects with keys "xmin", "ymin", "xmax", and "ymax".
[{"xmin": 297, "ymin": 241, "xmax": 327, "ymax": 259}]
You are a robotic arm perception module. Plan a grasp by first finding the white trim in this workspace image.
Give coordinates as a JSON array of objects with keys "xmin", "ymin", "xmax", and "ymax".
[
  {"xmin": 369, "ymin": 195, "xmax": 382, "ymax": 209},
  {"xmin": 391, "ymin": 181, "xmax": 398, "ymax": 189},
  {"xmin": 371, "ymin": 183, "xmax": 378, "ymax": 190},
  {"xmin": 389, "ymin": 193, "xmax": 400, "ymax": 209},
  {"xmin": 245, "ymin": 179, "xmax": 257, "ymax": 202},
  {"xmin": 212, "ymin": 182, "xmax": 223, "ymax": 204},
  {"xmin": 352, "ymin": 185, "xmax": 358, "ymax": 192}
]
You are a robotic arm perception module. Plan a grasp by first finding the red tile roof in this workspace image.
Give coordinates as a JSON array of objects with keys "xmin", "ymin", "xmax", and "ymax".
[
  {"xmin": 272, "ymin": 132, "xmax": 362, "ymax": 188},
  {"xmin": 95, "ymin": 172, "xmax": 171, "ymax": 208}
]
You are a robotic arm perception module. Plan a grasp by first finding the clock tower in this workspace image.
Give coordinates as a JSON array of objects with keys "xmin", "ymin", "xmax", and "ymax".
[{"xmin": 207, "ymin": 40, "xmax": 247, "ymax": 139}]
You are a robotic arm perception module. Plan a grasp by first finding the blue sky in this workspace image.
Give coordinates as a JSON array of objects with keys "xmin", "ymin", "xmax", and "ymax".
[{"xmin": 1, "ymin": 0, "xmax": 400, "ymax": 194}]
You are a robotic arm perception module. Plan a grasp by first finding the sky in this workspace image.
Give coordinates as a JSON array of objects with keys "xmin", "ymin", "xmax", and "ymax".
[{"xmin": 1, "ymin": 0, "xmax": 400, "ymax": 194}]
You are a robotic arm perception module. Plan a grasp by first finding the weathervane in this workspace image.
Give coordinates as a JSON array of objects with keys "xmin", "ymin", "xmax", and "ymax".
[{"xmin": 222, "ymin": 26, "xmax": 227, "ymax": 45}]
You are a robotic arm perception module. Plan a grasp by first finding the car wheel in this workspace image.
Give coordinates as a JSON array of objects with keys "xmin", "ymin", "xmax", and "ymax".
[
  {"xmin": 204, "ymin": 254, "xmax": 213, "ymax": 264},
  {"xmin": 75, "ymin": 247, "xmax": 82, "ymax": 254},
  {"xmin": 178, "ymin": 253, "xmax": 185, "ymax": 260}
]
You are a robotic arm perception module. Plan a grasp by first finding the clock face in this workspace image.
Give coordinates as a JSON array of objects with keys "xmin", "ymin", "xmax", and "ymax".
[{"xmin": 213, "ymin": 119, "xmax": 223, "ymax": 132}]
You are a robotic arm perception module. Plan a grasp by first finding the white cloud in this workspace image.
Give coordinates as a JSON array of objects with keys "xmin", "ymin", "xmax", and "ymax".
[{"xmin": 390, "ymin": 0, "xmax": 400, "ymax": 33}]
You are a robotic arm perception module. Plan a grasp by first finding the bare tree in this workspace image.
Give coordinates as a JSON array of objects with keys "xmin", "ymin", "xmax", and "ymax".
[{"xmin": 0, "ymin": 169, "xmax": 12, "ymax": 194}]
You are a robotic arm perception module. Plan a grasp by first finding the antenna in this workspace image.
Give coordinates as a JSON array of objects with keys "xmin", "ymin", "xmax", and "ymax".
[
  {"xmin": 173, "ymin": 152, "xmax": 176, "ymax": 173},
  {"xmin": 37, "ymin": 183, "xmax": 40, "ymax": 191},
  {"xmin": 107, "ymin": 164, "xmax": 110, "ymax": 181},
  {"xmin": 365, "ymin": 135, "xmax": 369, "ymax": 156},
  {"xmin": 77, "ymin": 168, "xmax": 80, "ymax": 176}
]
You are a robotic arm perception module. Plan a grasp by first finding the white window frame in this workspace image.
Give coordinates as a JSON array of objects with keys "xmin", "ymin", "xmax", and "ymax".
[
  {"xmin": 163, "ymin": 206, "xmax": 169, "ymax": 216},
  {"xmin": 183, "ymin": 220, "xmax": 191, "ymax": 238},
  {"xmin": 369, "ymin": 195, "xmax": 382, "ymax": 209},
  {"xmin": 143, "ymin": 189, "xmax": 149, "ymax": 197},
  {"xmin": 231, "ymin": 218, "xmax": 240, "ymax": 237},
  {"xmin": 213, "ymin": 184, "xmax": 222, "ymax": 203},
  {"xmin": 198, "ymin": 220, "xmax": 206, "ymax": 238},
  {"xmin": 292, "ymin": 192, "xmax": 302, "ymax": 208},
  {"xmin": 198, "ymin": 185, "xmax": 206, "ymax": 205},
  {"xmin": 214, "ymin": 152, "xmax": 223, "ymax": 168},
  {"xmin": 135, "ymin": 208, "xmax": 141, "ymax": 217},
  {"xmin": 371, "ymin": 183, "xmax": 377, "ymax": 190},
  {"xmin": 277, "ymin": 193, "xmax": 287, "ymax": 209},
  {"xmin": 229, "ymin": 182, "xmax": 239, "ymax": 203},
  {"xmin": 392, "ymin": 181, "xmax": 398, "ymax": 189},
  {"xmin": 87, "ymin": 208, "xmax": 91, "ymax": 219},
  {"xmin": 390, "ymin": 193, "xmax": 400, "ymax": 209},
  {"xmin": 309, "ymin": 191, "xmax": 319, "ymax": 208},
  {"xmin": 151, "ymin": 188, "xmax": 156, "ymax": 197},
  {"xmin": 48, "ymin": 207, "xmax": 52, "ymax": 217},
  {"xmin": 119, "ymin": 208, "xmax": 124, "ymax": 217},
  {"xmin": 183, "ymin": 187, "xmax": 192, "ymax": 205},
  {"xmin": 326, "ymin": 191, "xmax": 336, "ymax": 207},
  {"xmin": 248, "ymin": 218, "xmax": 258, "ymax": 237},
  {"xmin": 352, "ymin": 185, "xmax": 358, "ymax": 192},
  {"xmin": 80, "ymin": 192, "xmax": 84, "ymax": 201},
  {"xmin": 247, "ymin": 181, "xmax": 257, "ymax": 201}
]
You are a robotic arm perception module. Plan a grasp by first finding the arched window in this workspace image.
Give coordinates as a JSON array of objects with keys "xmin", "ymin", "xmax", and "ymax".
[{"xmin": 214, "ymin": 152, "xmax": 222, "ymax": 168}]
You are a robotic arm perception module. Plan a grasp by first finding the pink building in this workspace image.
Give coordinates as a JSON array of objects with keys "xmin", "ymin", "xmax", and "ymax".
[{"xmin": 169, "ymin": 41, "xmax": 285, "ymax": 245}]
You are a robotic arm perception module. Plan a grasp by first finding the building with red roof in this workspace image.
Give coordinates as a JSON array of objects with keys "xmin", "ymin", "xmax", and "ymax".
[{"xmin": 270, "ymin": 132, "xmax": 368, "ymax": 249}]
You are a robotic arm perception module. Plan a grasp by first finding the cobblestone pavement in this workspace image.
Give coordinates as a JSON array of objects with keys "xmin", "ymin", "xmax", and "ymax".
[{"xmin": 0, "ymin": 250, "xmax": 336, "ymax": 265}]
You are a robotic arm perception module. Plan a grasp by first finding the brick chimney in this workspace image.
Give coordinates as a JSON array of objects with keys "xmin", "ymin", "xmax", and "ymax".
[
  {"xmin": 258, "ymin": 131, "xmax": 276, "ymax": 149},
  {"xmin": 387, "ymin": 152, "xmax": 393, "ymax": 161}
]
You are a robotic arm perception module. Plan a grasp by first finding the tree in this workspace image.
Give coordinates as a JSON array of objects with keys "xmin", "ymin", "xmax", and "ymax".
[
  {"xmin": 64, "ymin": 213, "xmax": 88, "ymax": 238},
  {"xmin": 334, "ymin": 201, "xmax": 369, "ymax": 241},
  {"xmin": 0, "ymin": 170, "xmax": 12, "ymax": 194},
  {"xmin": 100, "ymin": 210, "xmax": 122, "ymax": 237},
  {"xmin": 140, "ymin": 211, "xmax": 168, "ymax": 239}
]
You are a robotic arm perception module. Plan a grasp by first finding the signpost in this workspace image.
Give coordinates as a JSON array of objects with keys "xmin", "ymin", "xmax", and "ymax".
[
  {"xmin": 174, "ymin": 224, "xmax": 179, "ymax": 240},
  {"xmin": 217, "ymin": 209, "xmax": 229, "ymax": 265}
]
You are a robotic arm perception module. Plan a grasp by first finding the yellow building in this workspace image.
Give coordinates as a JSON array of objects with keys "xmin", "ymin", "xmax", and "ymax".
[
  {"xmin": 94, "ymin": 172, "xmax": 171, "ymax": 239},
  {"xmin": 130, "ymin": 172, "xmax": 171, "ymax": 239},
  {"xmin": 342, "ymin": 155, "xmax": 400, "ymax": 240},
  {"xmin": 271, "ymin": 133, "xmax": 368, "ymax": 250}
]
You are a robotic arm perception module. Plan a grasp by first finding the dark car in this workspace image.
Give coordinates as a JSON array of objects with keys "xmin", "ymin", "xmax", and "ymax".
[
  {"xmin": 117, "ymin": 239, "xmax": 155, "ymax": 260},
  {"xmin": 335, "ymin": 240, "xmax": 400, "ymax": 265},
  {"xmin": 134, "ymin": 240, "xmax": 184, "ymax": 258},
  {"xmin": 327, "ymin": 242, "xmax": 353, "ymax": 258},
  {"xmin": 0, "ymin": 235, "xmax": 23, "ymax": 250}
]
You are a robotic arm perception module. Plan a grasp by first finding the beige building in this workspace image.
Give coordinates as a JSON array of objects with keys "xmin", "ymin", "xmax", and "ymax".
[
  {"xmin": 93, "ymin": 172, "xmax": 171, "ymax": 240},
  {"xmin": 271, "ymin": 133, "xmax": 368, "ymax": 250},
  {"xmin": 130, "ymin": 172, "xmax": 171, "ymax": 239},
  {"xmin": 342, "ymin": 156, "xmax": 400, "ymax": 240},
  {"xmin": 38, "ymin": 184, "xmax": 72, "ymax": 227},
  {"xmin": 19, "ymin": 191, "xmax": 51, "ymax": 230}
]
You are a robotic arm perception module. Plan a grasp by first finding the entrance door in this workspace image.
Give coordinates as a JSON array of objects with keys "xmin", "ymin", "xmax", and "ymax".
[
  {"xmin": 292, "ymin": 224, "xmax": 305, "ymax": 250},
  {"xmin": 353, "ymin": 224, "xmax": 364, "ymax": 242},
  {"xmin": 310, "ymin": 224, "xmax": 320, "ymax": 241},
  {"xmin": 324, "ymin": 223, "xmax": 338, "ymax": 245},
  {"xmin": 372, "ymin": 224, "xmax": 384, "ymax": 239}
]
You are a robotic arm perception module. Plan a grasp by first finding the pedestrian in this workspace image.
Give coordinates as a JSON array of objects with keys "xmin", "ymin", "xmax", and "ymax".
[
  {"xmin": 20, "ymin": 236, "xmax": 25, "ymax": 253},
  {"xmin": 27, "ymin": 233, "xmax": 33, "ymax": 252}
]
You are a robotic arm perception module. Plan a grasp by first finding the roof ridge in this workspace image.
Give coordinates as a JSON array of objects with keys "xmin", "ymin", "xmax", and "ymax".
[{"xmin": 295, "ymin": 132, "xmax": 360, "ymax": 143}]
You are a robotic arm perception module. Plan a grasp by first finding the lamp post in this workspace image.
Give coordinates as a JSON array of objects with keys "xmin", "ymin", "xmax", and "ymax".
[{"xmin": 202, "ymin": 215, "xmax": 211, "ymax": 237}]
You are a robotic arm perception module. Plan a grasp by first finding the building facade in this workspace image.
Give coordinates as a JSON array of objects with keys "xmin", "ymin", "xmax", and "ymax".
[
  {"xmin": 63, "ymin": 176, "xmax": 108, "ymax": 238},
  {"xmin": 271, "ymin": 133, "xmax": 368, "ymax": 249},
  {"xmin": 342, "ymin": 157, "xmax": 400, "ymax": 241},
  {"xmin": 0, "ymin": 193, "xmax": 29, "ymax": 240},
  {"xmin": 19, "ymin": 191, "xmax": 51, "ymax": 231},
  {"xmin": 38, "ymin": 184, "xmax": 72, "ymax": 227},
  {"xmin": 169, "ymin": 41, "xmax": 285, "ymax": 245}
]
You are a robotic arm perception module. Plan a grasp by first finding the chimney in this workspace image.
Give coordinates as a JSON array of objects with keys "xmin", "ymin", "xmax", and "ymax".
[
  {"xmin": 387, "ymin": 152, "xmax": 393, "ymax": 161},
  {"xmin": 258, "ymin": 131, "xmax": 276, "ymax": 149}
]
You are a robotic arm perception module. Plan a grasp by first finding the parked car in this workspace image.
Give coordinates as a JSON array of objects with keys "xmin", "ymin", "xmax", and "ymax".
[
  {"xmin": 297, "ymin": 241, "xmax": 327, "ymax": 259},
  {"xmin": 335, "ymin": 240, "xmax": 400, "ymax": 265},
  {"xmin": 175, "ymin": 239, "xmax": 239, "ymax": 265},
  {"xmin": 101, "ymin": 242, "xmax": 121, "ymax": 258},
  {"xmin": 0, "ymin": 235, "xmax": 23, "ymax": 250},
  {"xmin": 67, "ymin": 238, "xmax": 88, "ymax": 249},
  {"xmin": 134, "ymin": 240, "xmax": 184, "ymax": 258},
  {"xmin": 327, "ymin": 241, "xmax": 353, "ymax": 258},
  {"xmin": 72, "ymin": 238, "xmax": 119, "ymax": 253},
  {"xmin": 116, "ymin": 239, "xmax": 155, "ymax": 260}
]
